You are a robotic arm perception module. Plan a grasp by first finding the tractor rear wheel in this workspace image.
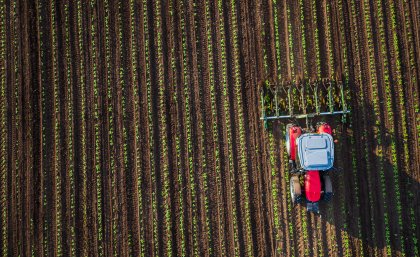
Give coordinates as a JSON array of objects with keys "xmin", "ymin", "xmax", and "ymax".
[
  {"xmin": 322, "ymin": 175, "xmax": 333, "ymax": 202},
  {"xmin": 290, "ymin": 176, "xmax": 302, "ymax": 204},
  {"xmin": 285, "ymin": 124, "xmax": 293, "ymax": 157}
]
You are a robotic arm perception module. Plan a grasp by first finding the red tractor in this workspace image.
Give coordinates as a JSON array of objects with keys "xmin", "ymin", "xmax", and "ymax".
[
  {"xmin": 260, "ymin": 80, "xmax": 349, "ymax": 213},
  {"xmin": 286, "ymin": 122, "xmax": 335, "ymax": 213}
]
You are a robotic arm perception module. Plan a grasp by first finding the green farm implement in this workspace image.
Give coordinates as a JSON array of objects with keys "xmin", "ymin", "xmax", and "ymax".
[{"xmin": 260, "ymin": 79, "xmax": 350, "ymax": 129}]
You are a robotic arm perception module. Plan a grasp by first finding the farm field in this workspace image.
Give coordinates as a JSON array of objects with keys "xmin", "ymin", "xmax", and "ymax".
[{"xmin": 0, "ymin": 0, "xmax": 419, "ymax": 256}]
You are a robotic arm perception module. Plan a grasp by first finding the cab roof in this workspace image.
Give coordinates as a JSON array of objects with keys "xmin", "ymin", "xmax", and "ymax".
[{"xmin": 297, "ymin": 133, "xmax": 334, "ymax": 170}]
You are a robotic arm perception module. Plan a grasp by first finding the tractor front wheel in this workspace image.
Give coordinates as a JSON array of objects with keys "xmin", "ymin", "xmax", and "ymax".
[{"xmin": 290, "ymin": 176, "xmax": 302, "ymax": 204}]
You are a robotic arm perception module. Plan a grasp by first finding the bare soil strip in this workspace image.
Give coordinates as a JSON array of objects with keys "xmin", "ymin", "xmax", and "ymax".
[
  {"xmin": 40, "ymin": 0, "xmax": 58, "ymax": 255},
  {"xmin": 173, "ymin": 1, "xmax": 194, "ymax": 255},
  {"xmin": 382, "ymin": 0, "xmax": 406, "ymax": 254},
  {"xmin": 120, "ymin": 1, "xmax": 141, "ymax": 255},
  {"xmin": 342, "ymin": 0, "xmax": 372, "ymax": 255},
  {"xmin": 146, "ymin": 0, "xmax": 169, "ymax": 255},
  {"xmin": 235, "ymin": 0, "xmax": 266, "ymax": 255},
  {"xmin": 223, "ymin": 0, "xmax": 250, "ymax": 255},
  {"xmin": 108, "ymin": 1, "xmax": 129, "ymax": 256},
  {"xmin": 196, "ymin": 1, "xmax": 223, "ymax": 255},
  {"xmin": 132, "ymin": 0, "xmax": 154, "ymax": 255},
  {"xmin": 5, "ymin": 1, "xmax": 18, "ymax": 255},
  {"xmin": 262, "ymin": 0, "xmax": 277, "ymax": 83},
  {"xmin": 160, "ymin": 0, "xmax": 182, "ymax": 255},
  {"xmin": 55, "ymin": 1, "xmax": 73, "ymax": 255},
  {"xmin": 1, "ymin": 1, "xmax": 419, "ymax": 256},
  {"xmin": 276, "ymin": 0, "xmax": 292, "ymax": 82},
  {"xmin": 183, "ymin": 0, "xmax": 209, "ymax": 255},
  {"xmin": 18, "ymin": 1, "xmax": 32, "ymax": 255},
  {"xmin": 96, "ymin": 0, "xmax": 115, "ymax": 255},
  {"xmin": 81, "ymin": 1, "xmax": 99, "ymax": 256},
  {"xmin": 209, "ymin": 0, "xmax": 236, "ymax": 256}
]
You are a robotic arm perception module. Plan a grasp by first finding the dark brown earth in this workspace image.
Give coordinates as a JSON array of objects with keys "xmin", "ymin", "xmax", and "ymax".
[{"xmin": 0, "ymin": 0, "xmax": 418, "ymax": 256}]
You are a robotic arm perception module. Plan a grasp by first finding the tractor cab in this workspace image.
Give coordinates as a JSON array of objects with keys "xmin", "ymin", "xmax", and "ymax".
[{"xmin": 297, "ymin": 133, "xmax": 334, "ymax": 171}]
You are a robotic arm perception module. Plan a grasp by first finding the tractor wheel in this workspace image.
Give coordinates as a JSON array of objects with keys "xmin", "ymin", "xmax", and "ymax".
[
  {"xmin": 290, "ymin": 176, "xmax": 302, "ymax": 204},
  {"xmin": 285, "ymin": 124, "xmax": 293, "ymax": 157},
  {"xmin": 322, "ymin": 175, "xmax": 333, "ymax": 202}
]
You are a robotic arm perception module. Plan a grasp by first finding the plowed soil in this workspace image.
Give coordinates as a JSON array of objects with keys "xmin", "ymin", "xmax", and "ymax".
[{"xmin": 0, "ymin": 0, "xmax": 418, "ymax": 256}]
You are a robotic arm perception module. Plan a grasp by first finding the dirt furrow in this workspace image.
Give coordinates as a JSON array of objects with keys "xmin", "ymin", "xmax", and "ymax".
[
  {"xmin": 256, "ymin": 131, "xmax": 276, "ymax": 256},
  {"xmin": 393, "ymin": 2, "xmax": 419, "ymax": 255},
  {"xmin": 368, "ymin": 0, "xmax": 395, "ymax": 255},
  {"xmin": 316, "ymin": 0, "xmax": 331, "ymax": 78},
  {"xmin": 236, "ymin": 0, "xmax": 266, "ymax": 255},
  {"xmin": 81, "ymin": 0, "xmax": 99, "ymax": 255},
  {"xmin": 209, "ymin": 0, "xmax": 235, "ymax": 256},
  {"xmin": 354, "ymin": 0, "xmax": 386, "ymax": 255},
  {"xmin": 0, "ymin": 1, "xmax": 4, "ymax": 252},
  {"xmin": 303, "ymin": 0, "xmax": 317, "ymax": 81},
  {"xmin": 15, "ymin": 1, "xmax": 23, "ymax": 255},
  {"xmin": 272, "ymin": 126, "xmax": 292, "ymax": 257},
  {"xmin": 276, "ymin": 0, "xmax": 291, "ymax": 82},
  {"xmin": 55, "ymin": 0, "xmax": 72, "ymax": 255},
  {"xmin": 330, "ymin": 122, "xmax": 347, "ymax": 257},
  {"xmin": 247, "ymin": 0, "xmax": 276, "ymax": 254},
  {"xmin": 146, "ymin": 0, "xmax": 169, "ymax": 255},
  {"xmin": 95, "ymin": 0, "xmax": 114, "ymax": 255},
  {"xmin": 40, "ymin": 0, "xmax": 58, "ymax": 255},
  {"xmin": 222, "ymin": 0, "xmax": 250, "ymax": 255},
  {"xmin": 17, "ymin": 0, "xmax": 32, "ymax": 255},
  {"xmin": 132, "ymin": 0, "xmax": 154, "ymax": 255},
  {"xmin": 329, "ymin": 0, "xmax": 344, "ymax": 81},
  {"xmin": 246, "ymin": 1, "xmax": 266, "ymax": 237},
  {"xmin": 248, "ymin": 0, "xmax": 276, "ymax": 253},
  {"xmin": 0, "ymin": 1, "xmax": 7, "ymax": 255},
  {"xmin": 262, "ymin": 0, "xmax": 277, "ymax": 83},
  {"xmin": 381, "ymin": 0, "xmax": 405, "ymax": 254},
  {"xmin": 247, "ymin": 0, "xmax": 264, "ymax": 84},
  {"xmin": 172, "ymin": 0, "xmax": 194, "ymax": 255},
  {"xmin": 195, "ymin": 1, "xmax": 223, "ymax": 255},
  {"xmin": 120, "ymin": 1, "xmax": 141, "ymax": 256},
  {"xmin": 26, "ymin": 0, "xmax": 43, "ymax": 255},
  {"xmin": 252, "ymin": 63, "xmax": 275, "ymax": 256},
  {"xmin": 341, "ymin": 0, "xmax": 371, "ymax": 255},
  {"xmin": 395, "ymin": 0, "xmax": 420, "ymax": 175},
  {"xmin": 109, "ymin": 1, "xmax": 129, "ymax": 255},
  {"xmin": 0, "ymin": 2, "xmax": 5, "ymax": 252},
  {"xmin": 289, "ymin": 0, "xmax": 304, "ymax": 82},
  {"xmin": 329, "ymin": 1, "xmax": 357, "ymax": 256},
  {"xmin": 183, "ymin": 0, "xmax": 209, "ymax": 255},
  {"xmin": 5, "ymin": 1, "xmax": 18, "ymax": 255},
  {"xmin": 69, "ymin": 1, "xmax": 87, "ymax": 255},
  {"xmin": 350, "ymin": 1, "xmax": 379, "ymax": 254},
  {"xmin": 407, "ymin": 1, "xmax": 420, "ymax": 100},
  {"xmin": 159, "ymin": 0, "xmax": 182, "ymax": 256}
]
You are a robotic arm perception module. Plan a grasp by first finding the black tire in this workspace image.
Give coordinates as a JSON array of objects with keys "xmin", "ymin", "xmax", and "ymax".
[
  {"xmin": 290, "ymin": 176, "xmax": 302, "ymax": 204},
  {"xmin": 285, "ymin": 124, "xmax": 292, "ymax": 157},
  {"xmin": 322, "ymin": 175, "xmax": 333, "ymax": 202}
]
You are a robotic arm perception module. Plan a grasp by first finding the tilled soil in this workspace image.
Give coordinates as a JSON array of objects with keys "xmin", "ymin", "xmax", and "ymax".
[{"xmin": 0, "ymin": 0, "xmax": 418, "ymax": 256}]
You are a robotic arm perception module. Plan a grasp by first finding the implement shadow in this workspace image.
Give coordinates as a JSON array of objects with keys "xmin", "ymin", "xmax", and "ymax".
[{"xmin": 316, "ymin": 102, "xmax": 420, "ymax": 257}]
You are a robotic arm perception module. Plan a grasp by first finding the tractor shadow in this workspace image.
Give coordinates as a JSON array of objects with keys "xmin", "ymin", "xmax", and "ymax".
[
  {"xmin": 271, "ymin": 113, "xmax": 420, "ymax": 256},
  {"xmin": 311, "ymin": 104, "xmax": 420, "ymax": 256},
  {"xmin": 266, "ymin": 93, "xmax": 419, "ymax": 256}
]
